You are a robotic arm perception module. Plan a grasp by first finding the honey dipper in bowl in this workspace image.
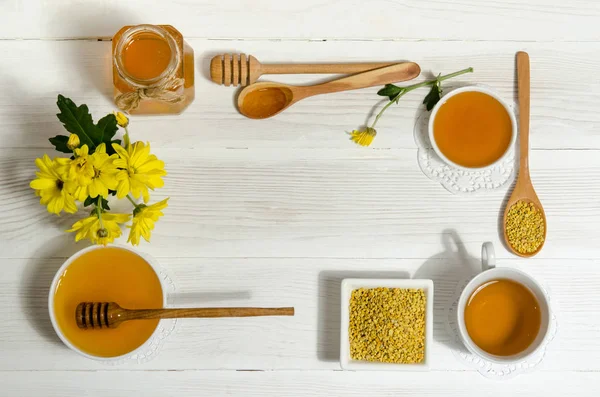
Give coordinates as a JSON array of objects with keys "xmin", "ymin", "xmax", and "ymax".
[{"xmin": 76, "ymin": 302, "xmax": 295, "ymax": 329}]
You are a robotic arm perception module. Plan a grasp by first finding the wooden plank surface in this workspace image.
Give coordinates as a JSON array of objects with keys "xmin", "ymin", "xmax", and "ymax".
[
  {"xmin": 1, "ymin": 148, "xmax": 599, "ymax": 260},
  {"xmin": 1, "ymin": 0, "xmax": 599, "ymax": 41},
  {"xmin": 1, "ymin": 0, "xmax": 600, "ymax": 395},
  {"xmin": 2, "ymin": 256, "xmax": 600, "ymax": 371},
  {"xmin": 0, "ymin": 40, "xmax": 598, "ymax": 150},
  {"xmin": 2, "ymin": 371, "xmax": 600, "ymax": 397}
]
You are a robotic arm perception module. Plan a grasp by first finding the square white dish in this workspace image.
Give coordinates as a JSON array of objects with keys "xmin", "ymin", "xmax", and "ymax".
[{"xmin": 340, "ymin": 278, "xmax": 434, "ymax": 371}]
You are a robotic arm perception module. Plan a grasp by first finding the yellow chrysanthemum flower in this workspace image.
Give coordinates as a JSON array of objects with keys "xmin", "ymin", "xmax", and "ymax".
[
  {"xmin": 63, "ymin": 144, "xmax": 94, "ymax": 187},
  {"xmin": 127, "ymin": 198, "xmax": 169, "ymax": 245},
  {"xmin": 114, "ymin": 111, "xmax": 129, "ymax": 128},
  {"xmin": 30, "ymin": 155, "xmax": 77, "ymax": 214},
  {"xmin": 72, "ymin": 143, "xmax": 119, "ymax": 200},
  {"xmin": 112, "ymin": 141, "xmax": 167, "ymax": 203},
  {"xmin": 66, "ymin": 134, "xmax": 80, "ymax": 150},
  {"xmin": 67, "ymin": 211, "xmax": 130, "ymax": 246},
  {"xmin": 349, "ymin": 127, "xmax": 377, "ymax": 147}
]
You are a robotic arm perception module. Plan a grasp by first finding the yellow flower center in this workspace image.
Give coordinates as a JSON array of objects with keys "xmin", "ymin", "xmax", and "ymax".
[
  {"xmin": 73, "ymin": 157, "xmax": 89, "ymax": 171},
  {"xmin": 97, "ymin": 228, "xmax": 108, "ymax": 238},
  {"xmin": 56, "ymin": 180, "xmax": 64, "ymax": 190}
]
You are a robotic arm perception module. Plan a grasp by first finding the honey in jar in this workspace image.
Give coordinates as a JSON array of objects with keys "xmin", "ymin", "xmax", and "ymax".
[
  {"xmin": 52, "ymin": 247, "xmax": 164, "ymax": 358},
  {"xmin": 112, "ymin": 24, "xmax": 195, "ymax": 114}
]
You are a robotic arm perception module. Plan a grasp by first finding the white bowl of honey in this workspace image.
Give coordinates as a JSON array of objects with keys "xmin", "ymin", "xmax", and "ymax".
[
  {"xmin": 49, "ymin": 245, "xmax": 166, "ymax": 361},
  {"xmin": 428, "ymin": 86, "xmax": 517, "ymax": 171}
]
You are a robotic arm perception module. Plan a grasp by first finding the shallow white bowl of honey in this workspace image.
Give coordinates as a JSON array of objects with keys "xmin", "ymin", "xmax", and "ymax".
[
  {"xmin": 48, "ymin": 245, "xmax": 166, "ymax": 361},
  {"xmin": 340, "ymin": 279, "xmax": 434, "ymax": 371}
]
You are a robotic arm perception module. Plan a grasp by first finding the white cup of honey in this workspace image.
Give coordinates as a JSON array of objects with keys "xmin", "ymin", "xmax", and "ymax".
[
  {"xmin": 48, "ymin": 245, "xmax": 167, "ymax": 361},
  {"xmin": 456, "ymin": 242, "xmax": 551, "ymax": 364},
  {"xmin": 428, "ymin": 86, "xmax": 517, "ymax": 170}
]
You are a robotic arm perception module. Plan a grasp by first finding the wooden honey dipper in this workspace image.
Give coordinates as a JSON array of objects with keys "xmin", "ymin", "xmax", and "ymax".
[
  {"xmin": 76, "ymin": 302, "xmax": 295, "ymax": 329},
  {"xmin": 210, "ymin": 54, "xmax": 396, "ymax": 86}
]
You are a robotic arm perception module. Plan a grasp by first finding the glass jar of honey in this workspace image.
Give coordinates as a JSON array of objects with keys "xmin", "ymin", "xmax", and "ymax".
[{"xmin": 112, "ymin": 24, "xmax": 194, "ymax": 114}]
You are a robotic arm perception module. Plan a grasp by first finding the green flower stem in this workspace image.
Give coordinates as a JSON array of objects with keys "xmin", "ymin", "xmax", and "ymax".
[
  {"xmin": 370, "ymin": 67, "xmax": 474, "ymax": 129},
  {"xmin": 96, "ymin": 197, "xmax": 104, "ymax": 228},
  {"xmin": 126, "ymin": 194, "xmax": 140, "ymax": 209},
  {"xmin": 123, "ymin": 127, "xmax": 131, "ymax": 148},
  {"xmin": 402, "ymin": 67, "xmax": 474, "ymax": 91},
  {"xmin": 371, "ymin": 91, "xmax": 407, "ymax": 129}
]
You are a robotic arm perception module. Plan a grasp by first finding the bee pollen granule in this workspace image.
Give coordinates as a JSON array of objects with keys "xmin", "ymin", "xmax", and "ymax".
[
  {"xmin": 349, "ymin": 288, "xmax": 426, "ymax": 364},
  {"xmin": 506, "ymin": 200, "xmax": 545, "ymax": 254}
]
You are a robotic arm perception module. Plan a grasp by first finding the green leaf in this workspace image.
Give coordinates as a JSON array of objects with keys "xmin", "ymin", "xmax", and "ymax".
[
  {"xmin": 55, "ymin": 95, "xmax": 120, "ymax": 154},
  {"xmin": 100, "ymin": 197, "xmax": 111, "ymax": 211},
  {"xmin": 48, "ymin": 135, "xmax": 71, "ymax": 153},
  {"xmin": 377, "ymin": 84, "xmax": 402, "ymax": 99},
  {"xmin": 83, "ymin": 196, "xmax": 94, "ymax": 207},
  {"xmin": 56, "ymin": 95, "xmax": 99, "ymax": 150},
  {"xmin": 84, "ymin": 196, "xmax": 110, "ymax": 210},
  {"xmin": 96, "ymin": 114, "xmax": 118, "ymax": 146},
  {"xmin": 423, "ymin": 79, "xmax": 442, "ymax": 111},
  {"xmin": 377, "ymin": 84, "xmax": 400, "ymax": 97}
]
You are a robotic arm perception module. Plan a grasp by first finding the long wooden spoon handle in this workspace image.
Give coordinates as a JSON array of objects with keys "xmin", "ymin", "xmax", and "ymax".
[
  {"xmin": 262, "ymin": 62, "xmax": 396, "ymax": 75},
  {"xmin": 517, "ymin": 51, "xmax": 531, "ymax": 180},
  {"xmin": 304, "ymin": 62, "xmax": 421, "ymax": 96},
  {"xmin": 123, "ymin": 307, "xmax": 295, "ymax": 321}
]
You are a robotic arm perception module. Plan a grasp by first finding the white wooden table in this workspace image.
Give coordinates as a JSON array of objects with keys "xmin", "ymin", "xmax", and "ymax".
[{"xmin": 1, "ymin": 1, "xmax": 599, "ymax": 395}]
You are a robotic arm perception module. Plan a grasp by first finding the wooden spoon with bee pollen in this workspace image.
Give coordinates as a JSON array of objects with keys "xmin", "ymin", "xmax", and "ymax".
[{"xmin": 503, "ymin": 51, "xmax": 547, "ymax": 257}]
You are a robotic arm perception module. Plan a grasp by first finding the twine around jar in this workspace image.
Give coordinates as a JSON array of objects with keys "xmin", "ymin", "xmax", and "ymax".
[{"xmin": 115, "ymin": 76, "xmax": 185, "ymax": 113}]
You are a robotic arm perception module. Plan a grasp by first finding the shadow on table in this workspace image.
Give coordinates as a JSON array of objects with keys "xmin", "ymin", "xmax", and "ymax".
[
  {"xmin": 413, "ymin": 229, "xmax": 481, "ymax": 350},
  {"xmin": 53, "ymin": 5, "xmax": 135, "ymax": 103},
  {"xmin": 197, "ymin": 49, "xmax": 246, "ymax": 112},
  {"xmin": 317, "ymin": 269, "xmax": 410, "ymax": 362},
  {"xmin": 498, "ymin": 181, "xmax": 517, "ymax": 253},
  {"xmin": 0, "ymin": 74, "xmax": 67, "ymax": 150},
  {"xmin": 316, "ymin": 229, "xmax": 484, "ymax": 362},
  {"xmin": 168, "ymin": 291, "xmax": 252, "ymax": 306},
  {"xmin": 20, "ymin": 237, "xmax": 88, "ymax": 347},
  {"xmin": 198, "ymin": 50, "xmax": 227, "ymax": 84},
  {"xmin": 0, "ymin": 81, "xmax": 78, "ymax": 236}
]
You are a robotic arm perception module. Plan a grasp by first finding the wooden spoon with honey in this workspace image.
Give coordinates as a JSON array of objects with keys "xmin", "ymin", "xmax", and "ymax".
[
  {"xmin": 502, "ymin": 51, "xmax": 547, "ymax": 257},
  {"xmin": 237, "ymin": 62, "xmax": 421, "ymax": 119},
  {"xmin": 76, "ymin": 302, "xmax": 294, "ymax": 329}
]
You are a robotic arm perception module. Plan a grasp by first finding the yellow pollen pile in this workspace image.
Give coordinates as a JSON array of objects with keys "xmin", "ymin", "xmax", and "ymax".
[
  {"xmin": 349, "ymin": 288, "xmax": 426, "ymax": 364},
  {"xmin": 505, "ymin": 201, "xmax": 545, "ymax": 254}
]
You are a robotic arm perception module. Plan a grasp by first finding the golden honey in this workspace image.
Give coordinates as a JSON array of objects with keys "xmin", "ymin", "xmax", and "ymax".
[
  {"xmin": 53, "ymin": 247, "xmax": 163, "ymax": 357},
  {"xmin": 433, "ymin": 91, "xmax": 512, "ymax": 168},
  {"xmin": 465, "ymin": 279, "xmax": 541, "ymax": 356},
  {"xmin": 241, "ymin": 87, "xmax": 290, "ymax": 118},
  {"xmin": 112, "ymin": 24, "xmax": 194, "ymax": 114}
]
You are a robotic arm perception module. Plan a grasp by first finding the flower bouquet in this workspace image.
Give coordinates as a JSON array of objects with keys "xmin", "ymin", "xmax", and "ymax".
[{"xmin": 30, "ymin": 95, "xmax": 169, "ymax": 245}]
